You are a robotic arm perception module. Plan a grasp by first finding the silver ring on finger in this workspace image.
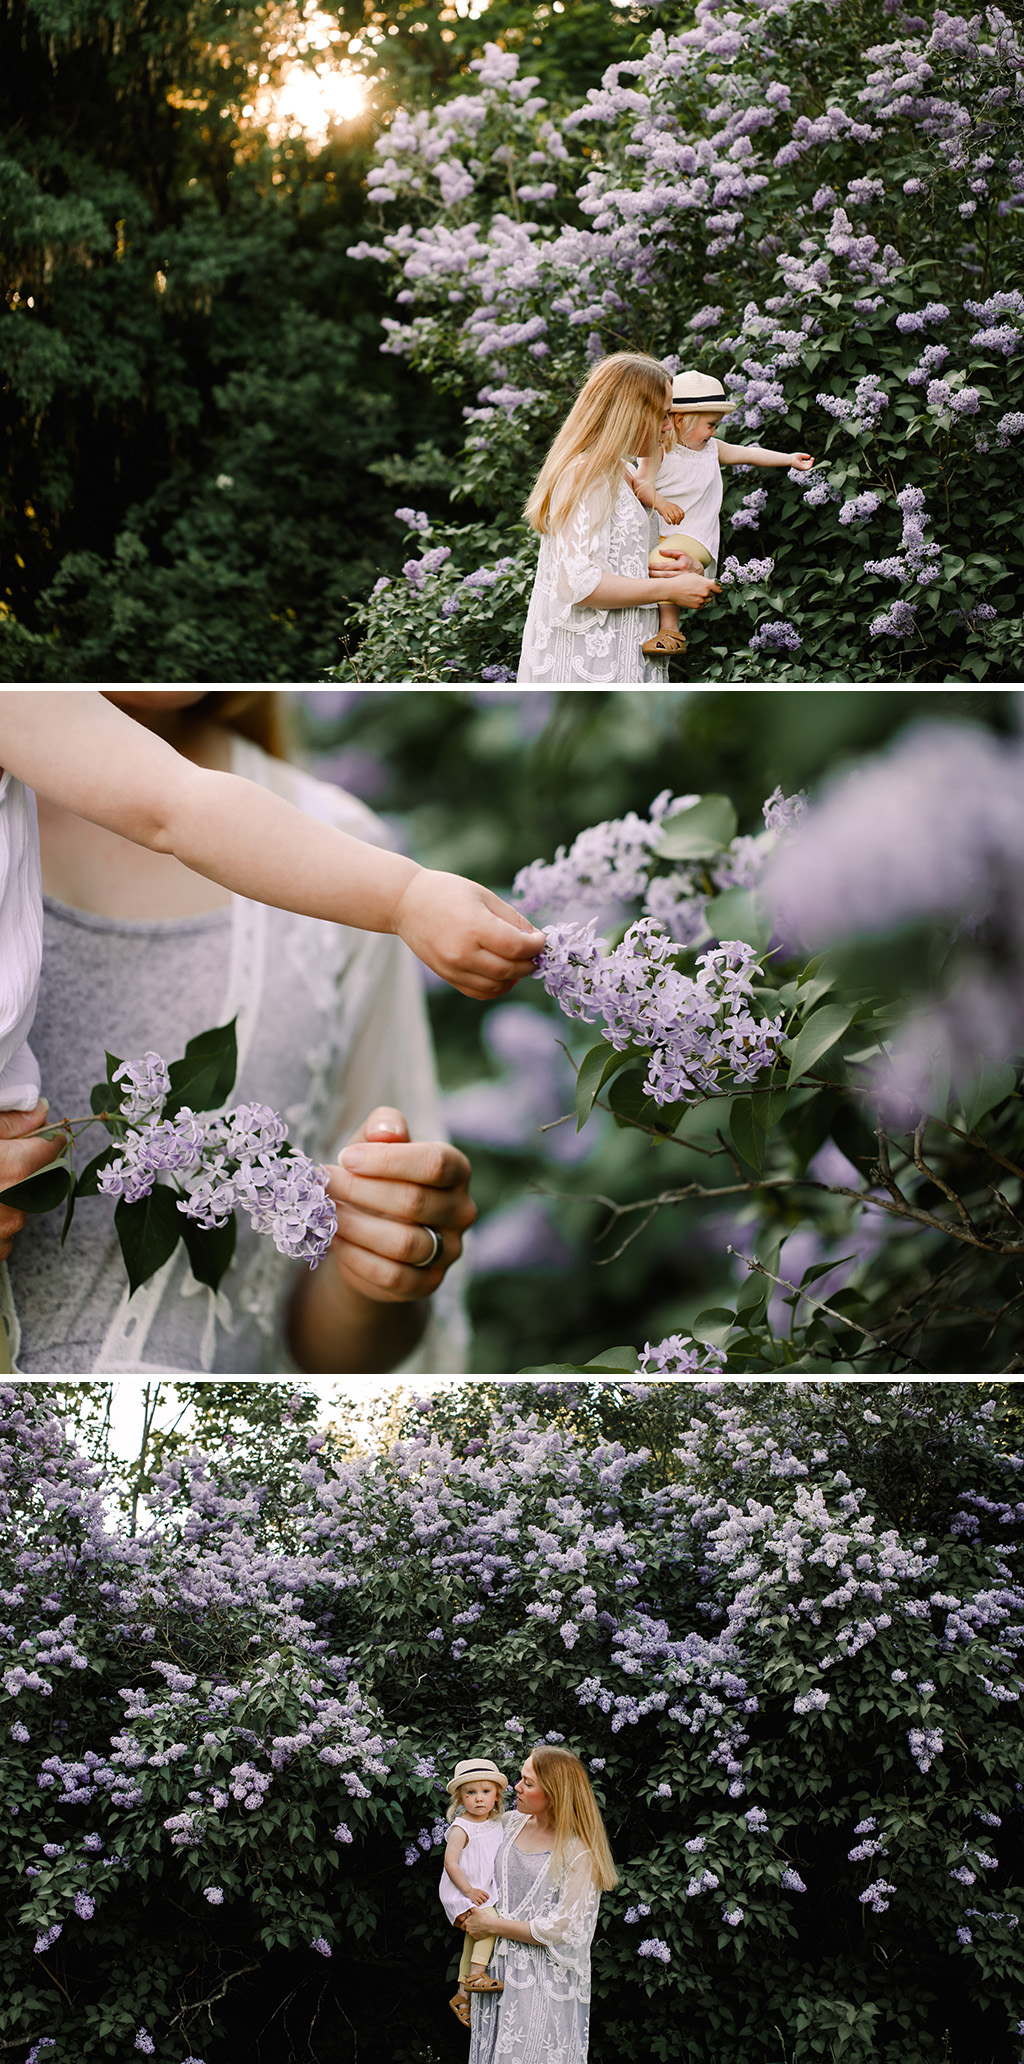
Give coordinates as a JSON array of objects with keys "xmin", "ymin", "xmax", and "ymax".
[{"xmin": 412, "ymin": 1224, "xmax": 443, "ymax": 1269}]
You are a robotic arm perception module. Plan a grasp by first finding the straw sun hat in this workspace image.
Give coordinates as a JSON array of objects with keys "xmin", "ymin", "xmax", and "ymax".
[
  {"xmin": 670, "ymin": 370, "xmax": 738, "ymax": 414},
  {"xmin": 446, "ymin": 1758, "xmax": 509, "ymax": 1795}
]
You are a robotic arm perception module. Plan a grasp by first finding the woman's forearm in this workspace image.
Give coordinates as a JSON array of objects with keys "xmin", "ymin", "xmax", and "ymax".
[
  {"xmin": 580, "ymin": 570, "xmax": 683, "ymax": 609},
  {"xmin": 488, "ymin": 1914, "xmax": 539, "ymax": 1945},
  {"xmin": 286, "ymin": 1259, "xmax": 427, "ymax": 1374}
]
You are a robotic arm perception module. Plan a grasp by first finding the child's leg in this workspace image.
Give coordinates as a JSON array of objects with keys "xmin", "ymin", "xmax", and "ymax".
[
  {"xmin": 469, "ymin": 1932, "xmax": 496, "ymax": 1975},
  {"xmin": 463, "ymin": 1909, "xmax": 504, "ymax": 1991},
  {"xmin": 450, "ymin": 1927, "xmax": 475, "ymax": 2025},
  {"xmin": 643, "ymin": 532, "xmax": 712, "ymax": 654}
]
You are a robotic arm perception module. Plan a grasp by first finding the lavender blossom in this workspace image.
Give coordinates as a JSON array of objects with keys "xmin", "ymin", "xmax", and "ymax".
[
  {"xmin": 749, "ymin": 620, "xmax": 802, "ymax": 653},
  {"xmin": 112, "ymin": 1053, "xmax": 171, "ymax": 1124},
  {"xmin": 766, "ymin": 724, "xmax": 1024, "ymax": 1105},
  {"xmin": 639, "ymin": 1335, "xmax": 727, "ymax": 1374},
  {"xmin": 534, "ymin": 924, "xmax": 784, "ymax": 1107}
]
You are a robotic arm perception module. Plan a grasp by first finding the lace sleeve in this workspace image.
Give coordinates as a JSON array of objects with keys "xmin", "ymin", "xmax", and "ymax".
[
  {"xmin": 547, "ymin": 482, "xmax": 615, "ymax": 622},
  {"xmin": 528, "ymin": 1845, "xmax": 601, "ymax": 1965}
]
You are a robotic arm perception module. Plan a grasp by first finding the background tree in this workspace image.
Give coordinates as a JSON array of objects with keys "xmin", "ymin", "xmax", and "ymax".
[{"xmin": 0, "ymin": 0, "xmax": 648, "ymax": 679}]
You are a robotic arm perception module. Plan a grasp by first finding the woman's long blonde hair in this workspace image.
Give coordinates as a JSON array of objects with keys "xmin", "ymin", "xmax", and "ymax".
[
  {"xmin": 197, "ymin": 691, "xmax": 291, "ymax": 759},
  {"xmin": 524, "ymin": 354, "xmax": 671, "ymax": 536},
  {"xmin": 531, "ymin": 1744, "xmax": 618, "ymax": 1891}
]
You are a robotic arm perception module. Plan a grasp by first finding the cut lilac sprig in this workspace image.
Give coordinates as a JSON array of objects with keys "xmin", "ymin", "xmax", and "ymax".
[{"xmin": 95, "ymin": 1064, "xmax": 336, "ymax": 1269}]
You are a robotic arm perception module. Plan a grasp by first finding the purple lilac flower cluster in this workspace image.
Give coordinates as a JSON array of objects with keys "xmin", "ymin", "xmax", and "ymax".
[
  {"xmin": 95, "ymin": 1059, "xmax": 335, "ymax": 1266},
  {"xmin": 638, "ymin": 1335, "xmax": 727, "ymax": 1375},
  {"xmin": 534, "ymin": 925, "xmax": 784, "ymax": 1107},
  {"xmin": 514, "ymin": 786, "xmax": 803, "ymax": 947},
  {"xmin": 766, "ymin": 721, "xmax": 1024, "ymax": 1107}
]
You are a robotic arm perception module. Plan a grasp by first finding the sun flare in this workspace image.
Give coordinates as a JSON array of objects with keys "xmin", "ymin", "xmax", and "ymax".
[{"xmin": 245, "ymin": 8, "xmax": 370, "ymax": 149}]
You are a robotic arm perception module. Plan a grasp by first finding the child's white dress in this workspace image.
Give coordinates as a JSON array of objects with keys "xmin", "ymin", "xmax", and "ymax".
[
  {"xmin": 439, "ymin": 1815, "xmax": 505, "ymax": 1924},
  {"xmin": 656, "ymin": 439, "xmax": 724, "ymax": 573},
  {"xmin": 0, "ymin": 772, "xmax": 43, "ymax": 1112}
]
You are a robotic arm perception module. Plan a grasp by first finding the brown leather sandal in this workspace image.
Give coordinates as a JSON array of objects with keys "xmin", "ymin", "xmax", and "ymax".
[
  {"xmin": 641, "ymin": 630, "xmax": 688, "ymax": 656},
  {"xmin": 449, "ymin": 1991, "xmax": 472, "ymax": 2027},
  {"xmin": 464, "ymin": 1971, "xmax": 504, "ymax": 1993}
]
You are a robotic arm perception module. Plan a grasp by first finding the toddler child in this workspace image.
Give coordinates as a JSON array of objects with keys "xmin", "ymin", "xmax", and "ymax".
[
  {"xmin": 634, "ymin": 369, "xmax": 814, "ymax": 658},
  {"xmin": 439, "ymin": 1756, "xmax": 508, "ymax": 2028},
  {"xmin": 0, "ymin": 691, "xmax": 544, "ymax": 1367}
]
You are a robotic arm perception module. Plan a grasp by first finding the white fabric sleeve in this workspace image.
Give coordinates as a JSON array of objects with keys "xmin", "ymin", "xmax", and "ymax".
[
  {"xmin": 528, "ymin": 1845, "xmax": 601, "ymax": 1964},
  {"xmin": 234, "ymin": 740, "xmax": 469, "ymax": 1376},
  {"xmin": 548, "ymin": 484, "xmax": 615, "ymax": 620}
]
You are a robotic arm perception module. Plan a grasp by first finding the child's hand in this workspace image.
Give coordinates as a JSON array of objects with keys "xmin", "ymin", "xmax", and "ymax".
[
  {"xmin": 788, "ymin": 453, "xmax": 814, "ymax": 470},
  {"xmin": 655, "ymin": 497, "xmax": 686, "ymax": 525},
  {"xmin": 470, "ymin": 1887, "xmax": 492, "ymax": 1904},
  {"xmin": 394, "ymin": 870, "xmax": 545, "ymax": 1000}
]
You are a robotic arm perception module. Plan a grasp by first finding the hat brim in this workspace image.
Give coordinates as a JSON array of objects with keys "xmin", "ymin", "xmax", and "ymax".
[{"xmin": 669, "ymin": 399, "xmax": 737, "ymax": 413}]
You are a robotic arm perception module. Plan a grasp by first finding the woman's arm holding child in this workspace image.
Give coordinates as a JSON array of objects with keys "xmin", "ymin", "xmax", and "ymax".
[{"xmin": 0, "ymin": 693, "xmax": 543, "ymax": 1002}]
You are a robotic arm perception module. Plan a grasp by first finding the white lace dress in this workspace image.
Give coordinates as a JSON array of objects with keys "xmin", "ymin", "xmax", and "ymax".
[
  {"xmin": 469, "ymin": 1817, "xmax": 602, "ymax": 2064},
  {"xmin": 0, "ymin": 770, "xmax": 43, "ymax": 1112},
  {"xmin": 517, "ymin": 477, "xmax": 667, "ymax": 684}
]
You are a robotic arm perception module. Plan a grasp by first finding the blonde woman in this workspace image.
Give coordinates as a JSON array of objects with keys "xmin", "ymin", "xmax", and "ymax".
[
  {"xmin": 5, "ymin": 691, "xmax": 480, "ymax": 1374},
  {"xmin": 460, "ymin": 1744, "xmax": 617, "ymax": 2062},
  {"xmin": 517, "ymin": 352, "xmax": 719, "ymax": 684}
]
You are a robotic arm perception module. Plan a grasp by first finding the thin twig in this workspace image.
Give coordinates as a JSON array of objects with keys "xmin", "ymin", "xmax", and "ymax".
[
  {"xmin": 942, "ymin": 1119, "xmax": 1024, "ymax": 1184},
  {"xmin": 727, "ymin": 1246, "xmax": 928, "ymax": 1372},
  {"xmin": 912, "ymin": 1117, "xmax": 977, "ymax": 1232},
  {"xmin": 167, "ymin": 1962, "xmax": 261, "ymax": 2026}
]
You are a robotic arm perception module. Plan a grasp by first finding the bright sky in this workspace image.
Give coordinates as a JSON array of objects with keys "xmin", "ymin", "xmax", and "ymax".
[{"xmin": 105, "ymin": 1376, "xmax": 445, "ymax": 1461}]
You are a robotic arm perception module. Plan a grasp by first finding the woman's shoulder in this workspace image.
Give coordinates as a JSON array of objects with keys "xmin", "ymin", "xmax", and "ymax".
[{"xmin": 229, "ymin": 735, "xmax": 395, "ymax": 849}]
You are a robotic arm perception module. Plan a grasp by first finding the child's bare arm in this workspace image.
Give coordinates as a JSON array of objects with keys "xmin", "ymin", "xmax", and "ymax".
[
  {"xmin": 0, "ymin": 693, "xmax": 544, "ymax": 1001},
  {"xmin": 715, "ymin": 441, "xmax": 814, "ymax": 469}
]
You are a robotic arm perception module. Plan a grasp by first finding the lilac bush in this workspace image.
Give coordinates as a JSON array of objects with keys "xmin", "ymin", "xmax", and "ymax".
[
  {"xmin": 334, "ymin": 2, "xmax": 1024, "ymax": 682},
  {"xmin": 512, "ymin": 748, "xmax": 1024, "ymax": 1373},
  {"xmin": 2, "ymin": 1380, "xmax": 1021, "ymax": 2063}
]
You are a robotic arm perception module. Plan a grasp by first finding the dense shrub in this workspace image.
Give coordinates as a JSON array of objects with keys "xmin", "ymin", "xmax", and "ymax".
[
  {"xmin": 2, "ymin": 1380, "xmax": 1022, "ymax": 2064},
  {"xmin": 337, "ymin": 0, "xmax": 1024, "ymax": 681}
]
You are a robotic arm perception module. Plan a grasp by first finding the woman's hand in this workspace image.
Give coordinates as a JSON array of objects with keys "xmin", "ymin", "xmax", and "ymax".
[
  {"xmin": 662, "ymin": 569, "xmax": 721, "ymax": 610},
  {"xmin": 462, "ymin": 1904, "xmax": 501, "ymax": 1940},
  {"xmin": 327, "ymin": 1108, "xmax": 476, "ymax": 1304},
  {"xmin": 287, "ymin": 1109, "xmax": 475, "ymax": 1372},
  {"xmin": 0, "ymin": 1102, "xmax": 60, "ymax": 1262}
]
